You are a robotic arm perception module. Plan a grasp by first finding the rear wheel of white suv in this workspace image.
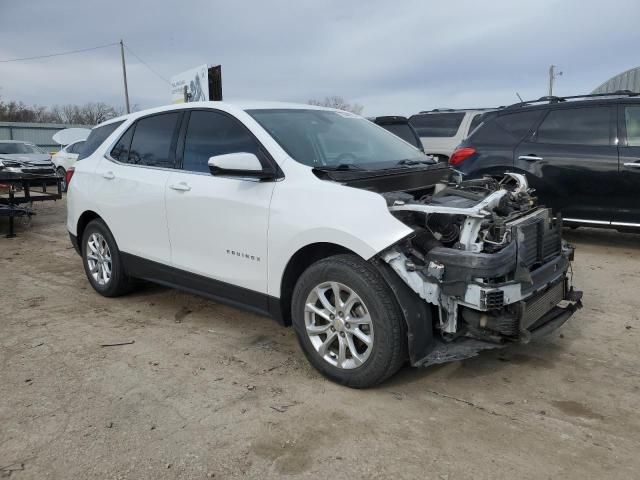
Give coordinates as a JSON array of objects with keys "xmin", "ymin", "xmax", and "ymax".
[
  {"xmin": 291, "ymin": 254, "xmax": 407, "ymax": 388},
  {"xmin": 81, "ymin": 219, "xmax": 134, "ymax": 297}
]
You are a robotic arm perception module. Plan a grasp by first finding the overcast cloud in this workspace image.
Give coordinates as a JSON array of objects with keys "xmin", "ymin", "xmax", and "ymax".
[{"xmin": 1, "ymin": 0, "xmax": 639, "ymax": 116}]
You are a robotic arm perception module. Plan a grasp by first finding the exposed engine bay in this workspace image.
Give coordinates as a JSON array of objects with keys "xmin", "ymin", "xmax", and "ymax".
[{"xmin": 379, "ymin": 173, "xmax": 582, "ymax": 365}]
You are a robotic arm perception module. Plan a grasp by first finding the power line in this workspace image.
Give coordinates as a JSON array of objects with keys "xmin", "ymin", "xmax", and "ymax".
[
  {"xmin": 0, "ymin": 42, "xmax": 119, "ymax": 63},
  {"xmin": 123, "ymin": 43, "xmax": 170, "ymax": 84}
]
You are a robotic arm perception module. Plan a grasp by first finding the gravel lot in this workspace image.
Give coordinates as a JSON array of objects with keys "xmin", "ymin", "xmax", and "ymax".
[{"xmin": 1, "ymin": 199, "xmax": 638, "ymax": 479}]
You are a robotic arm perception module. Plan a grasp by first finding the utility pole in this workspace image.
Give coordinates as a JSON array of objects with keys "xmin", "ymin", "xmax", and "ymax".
[
  {"xmin": 120, "ymin": 39, "xmax": 131, "ymax": 113},
  {"xmin": 548, "ymin": 64, "xmax": 563, "ymax": 97}
]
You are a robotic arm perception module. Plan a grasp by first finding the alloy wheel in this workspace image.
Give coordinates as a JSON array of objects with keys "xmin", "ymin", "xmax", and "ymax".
[
  {"xmin": 86, "ymin": 232, "xmax": 112, "ymax": 286},
  {"xmin": 304, "ymin": 281, "xmax": 374, "ymax": 369}
]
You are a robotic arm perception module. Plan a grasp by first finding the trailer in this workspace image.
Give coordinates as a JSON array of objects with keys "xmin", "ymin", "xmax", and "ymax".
[{"xmin": 0, "ymin": 172, "xmax": 62, "ymax": 237}]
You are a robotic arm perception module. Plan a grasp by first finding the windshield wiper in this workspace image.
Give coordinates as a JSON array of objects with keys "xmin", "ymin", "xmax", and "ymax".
[{"xmin": 314, "ymin": 164, "xmax": 365, "ymax": 171}]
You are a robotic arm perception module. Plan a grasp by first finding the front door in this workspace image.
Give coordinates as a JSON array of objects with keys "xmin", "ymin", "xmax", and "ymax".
[
  {"xmin": 514, "ymin": 105, "xmax": 618, "ymax": 222},
  {"xmin": 165, "ymin": 110, "xmax": 276, "ymax": 304}
]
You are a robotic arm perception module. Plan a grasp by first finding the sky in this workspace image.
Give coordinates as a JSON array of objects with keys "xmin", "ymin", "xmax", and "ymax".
[{"xmin": 1, "ymin": 0, "xmax": 639, "ymax": 117}]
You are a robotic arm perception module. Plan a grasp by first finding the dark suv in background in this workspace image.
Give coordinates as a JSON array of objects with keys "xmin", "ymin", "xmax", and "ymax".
[
  {"xmin": 452, "ymin": 92, "xmax": 640, "ymax": 230},
  {"xmin": 369, "ymin": 116, "xmax": 424, "ymax": 152}
]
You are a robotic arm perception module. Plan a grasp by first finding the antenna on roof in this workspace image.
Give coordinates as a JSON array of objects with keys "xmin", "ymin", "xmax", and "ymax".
[{"xmin": 516, "ymin": 92, "xmax": 524, "ymax": 102}]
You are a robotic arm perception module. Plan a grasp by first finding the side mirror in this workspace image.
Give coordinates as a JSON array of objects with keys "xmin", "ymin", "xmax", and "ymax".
[{"xmin": 207, "ymin": 152, "xmax": 276, "ymax": 180}]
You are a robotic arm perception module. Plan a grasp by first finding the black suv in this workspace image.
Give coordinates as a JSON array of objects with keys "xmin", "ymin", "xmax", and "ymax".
[
  {"xmin": 369, "ymin": 116, "xmax": 424, "ymax": 152},
  {"xmin": 452, "ymin": 92, "xmax": 640, "ymax": 230}
]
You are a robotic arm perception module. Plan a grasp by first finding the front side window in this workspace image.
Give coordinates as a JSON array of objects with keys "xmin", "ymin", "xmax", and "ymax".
[
  {"xmin": 624, "ymin": 106, "xmax": 640, "ymax": 146},
  {"xmin": 182, "ymin": 111, "xmax": 264, "ymax": 173},
  {"xmin": 248, "ymin": 109, "xmax": 428, "ymax": 169},
  {"xmin": 409, "ymin": 112, "xmax": 465, "ymax": 138},
  {"xmin": 536, "ymin": 107, "xmax": 610, "ymax": 145},
  {"xmin": 128, "ymin": 113, "xmax": 181, "ymax": 167},
  {"xmin": 78, "ymin": 121, "xmax": 124, "ymax": 160}
]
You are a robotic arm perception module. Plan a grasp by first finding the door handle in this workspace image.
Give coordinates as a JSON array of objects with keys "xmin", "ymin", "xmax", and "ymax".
[
  {"xmin": 623, "ymin": 162, "xmax": 640, "ymax": 168},
  {"xmin": 169, "ymin": 182, "xmax": 191, "ymax": 192},
  {"xmin": 102, "ymin": 171, "xmax": 115, "ymax": 180},
  {"xmin": 519, "ymin": 155, "xmax": 543, "ymax": 161}
]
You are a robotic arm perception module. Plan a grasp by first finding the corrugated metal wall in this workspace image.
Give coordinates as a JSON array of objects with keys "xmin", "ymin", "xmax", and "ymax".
[
  {"xmin": 592, "ymin": 67, "xmax": 640, "ymax": 94},
  {"xmin": 0, "ymin": 122, "xmax": 91, "ymax": 152}
]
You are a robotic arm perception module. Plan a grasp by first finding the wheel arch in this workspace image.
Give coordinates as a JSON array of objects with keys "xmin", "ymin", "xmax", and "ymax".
[
  {"xmin": 76, "ymin": 210, "xmax": 103, "ymax": 253},
  {"xmin": 277, "ymin": 242, "xmax": 356, "ymax": 326}
]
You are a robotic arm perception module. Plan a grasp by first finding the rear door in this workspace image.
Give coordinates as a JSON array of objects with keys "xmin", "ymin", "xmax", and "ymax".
[
  {"xmin": 94, "ymin": 112, "xmax": 182, "ymax": 264},
  {"xmin": 514, "ymin": 105, "xmax": 618, "ymax": 221},
  {"xmin": 615, "ymin": 104, "xmax": 640, "ymax": 226}
]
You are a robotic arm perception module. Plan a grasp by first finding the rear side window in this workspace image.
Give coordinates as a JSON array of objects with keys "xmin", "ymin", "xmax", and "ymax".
[
  {"xmin": 182, "ymin": 110, "xmax": 264, "ymax": 173},
  {"xmin": 128, "ymin": 113, "xmax": 181, "ymax": 167},
  {"xmin": 77, "ymin": 121, "xmax": 124, "ymax": 160},
  {"xmin": 624, "ymin": 106, "xmax": 640, "ymax": 146},
  {"xmin": 536, "ymin": 107, "xmax": 610, "ymax": 145},
  {"xmin": 410, "ymin": 113, "xmax": 464, "ymax": 138},
  {"xmin": 467, "ymin": 110, "xmax": 542, "ymax": 144},
  {"xmin": 495, "ymin": 110, "xmax": 544, "ymax": 139}
]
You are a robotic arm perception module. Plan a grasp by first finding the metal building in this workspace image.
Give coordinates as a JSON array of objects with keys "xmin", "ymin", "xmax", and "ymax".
[
  {"xmin": 0, "ymin": 121, "xmax": 91, "ymax": 152},
  {"xmin": 592, "ymin": 66, "xmax": 640, "ymax": 94}
]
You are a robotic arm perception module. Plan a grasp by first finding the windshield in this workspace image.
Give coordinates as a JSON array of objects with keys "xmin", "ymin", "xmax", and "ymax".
[
  {"xmin": 0, "ymin": 142, "xmax": 45, "ymax": 154},
  {"xmin": 247, "ymin": 109, "xmax": 429, "ymax": 169},
  {"xmin": 378, "ymin": 123, "xmax": 422, "ymax": 148}
]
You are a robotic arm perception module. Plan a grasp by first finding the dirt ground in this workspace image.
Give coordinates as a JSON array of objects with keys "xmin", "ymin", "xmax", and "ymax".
[{"xmin": 1, "ymin": 198, "xmax": 638, "ymax": 479}]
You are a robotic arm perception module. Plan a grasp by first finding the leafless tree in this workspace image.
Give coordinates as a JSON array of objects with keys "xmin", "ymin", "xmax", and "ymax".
[
  {"xmin": 50, "ymin": 102, "xmax": 122, "ymax": 125},
  {"xmin": 308, "ymin": 96, "xmax": 364, "ymax": 115},
  {"xmin": 0, "ymin": 93, "xmax": 122, "ymax": 125}
]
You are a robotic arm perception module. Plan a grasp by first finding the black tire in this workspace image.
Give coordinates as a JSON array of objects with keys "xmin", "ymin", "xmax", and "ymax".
[
  {"xmin": 56, "ymin": 167, "xmax": 67, "ymax": 192},
  {"xmin": 81, "ymin": 219, "xmax": 134, "ymax": 297},
  {"xmin": 291, "ymin": 254, "xmax": 407, "ymax": 388}
]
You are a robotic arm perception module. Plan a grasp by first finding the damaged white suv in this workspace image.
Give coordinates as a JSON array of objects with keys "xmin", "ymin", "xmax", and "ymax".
[{"xmin": 67, "ymin": 102, "xmax": 582, "ymax": 388}]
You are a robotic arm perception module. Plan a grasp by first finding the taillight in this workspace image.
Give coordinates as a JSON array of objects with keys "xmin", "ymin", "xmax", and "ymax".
[
  {"xmin": 449, "ymin": 147, "xmax": 476, "ymax": 166},
  {"xmin": 65, "ymin": 167, "xmax": 75, "ymax": 187}
]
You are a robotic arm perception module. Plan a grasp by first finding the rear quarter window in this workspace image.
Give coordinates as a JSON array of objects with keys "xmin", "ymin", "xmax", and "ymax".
[
  {"xmin": 469, "ymin": 110, "xmax": 543, "ymax": 144},
  {"xmin": 77, "ymin": 121, "xmax": 124, "ymax": 160},
  {"xmin": 409, "ymin": 113, "xmax": 465, "ymax": 138}
]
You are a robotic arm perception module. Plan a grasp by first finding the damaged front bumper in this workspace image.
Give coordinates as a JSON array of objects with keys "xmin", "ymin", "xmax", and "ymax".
[{"xmin": 379, "ymin": 208, "xmax": 583, "ymax": 367}]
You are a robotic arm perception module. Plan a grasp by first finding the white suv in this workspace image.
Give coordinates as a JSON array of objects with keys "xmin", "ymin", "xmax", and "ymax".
[
  {"xmin": 67, "ymin": 101, "xmax": 581, "ymax": 387},
  {"xmin": 409, "ymin": 109, "xmax": 492, "ymax": 162}
]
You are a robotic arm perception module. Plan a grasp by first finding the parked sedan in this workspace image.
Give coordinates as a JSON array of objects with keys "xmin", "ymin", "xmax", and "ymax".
[
  {"xmin": 0, "ymin": 141, "xmax": 56, "ymax": 176},
  {"xmin": 52, "ymin": 140, "xmax": 86, "ymax": 191}
]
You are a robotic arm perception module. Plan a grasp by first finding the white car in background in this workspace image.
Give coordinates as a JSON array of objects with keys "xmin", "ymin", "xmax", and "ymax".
[
  {"xmin": 409, "ymin": 108, "xmax": 493, "ymax": 162},
  {"xmin": 52, "ymin": 140, "xmax": 85, "ymax": 191}
]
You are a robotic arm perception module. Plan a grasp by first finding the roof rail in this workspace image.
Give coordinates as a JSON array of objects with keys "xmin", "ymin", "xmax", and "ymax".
[
  {"xmin": 506, "ymin": 90, "xmax": 640, "ymax": 109},
  {"xmin": 416, "ymin": 107, "xmax": 498, "ymax": 114}
]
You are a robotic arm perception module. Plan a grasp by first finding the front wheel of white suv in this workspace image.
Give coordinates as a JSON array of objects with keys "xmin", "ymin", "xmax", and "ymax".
[{"xmin": 291, "ymin": 254, "xmax": 407, "ymax": 388}]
